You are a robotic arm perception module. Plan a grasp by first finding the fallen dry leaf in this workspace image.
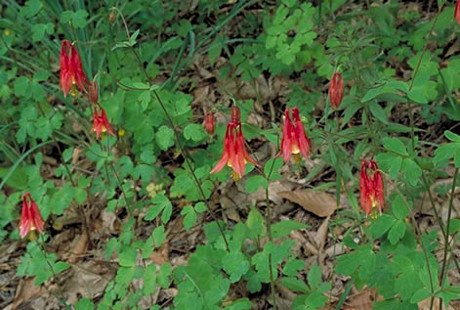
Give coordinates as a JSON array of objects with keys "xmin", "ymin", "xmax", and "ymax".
[
  {"xmin": 11, "ymin": 278, "xmax": 42, "ymax": 309},
  {"xmin": 343, "ymin": 287, "xmax": 376, "ymax": 310},
  {"xmin": 277, "ymin": 189, "xmax": 338, "ymax": 217},
  {"xmin": 67, "ymin": 232, "xmax": 88, "ymax": 264},
  {"xmin": 418, "ymin": 298, "xmax": 455, "ymax": 310}
]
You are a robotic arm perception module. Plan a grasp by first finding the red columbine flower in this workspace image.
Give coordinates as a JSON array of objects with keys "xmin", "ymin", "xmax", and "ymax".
[
  {"xmin": 328, "ymin": 71, "xmax": 344, "ymax": 109},
  {"xmin": 19, "ymin": 193, "xmax": 45, "ymax": 239},
  {"xmin": 60, "ymin": 40, "xmax": 88, "ymax": 97},
  {"xmin": 359, "ymin": 159, "xmax": 385, "ymax": 218},
  {"xmin": 203, "ymin": 111, "xmax": 216, "ymax": 135},
  {"xmin": 92, "ymin": 108, "xmax": 115, "ymax": 139},
  {"xmin": 210, "ymin": 106, "xmax": 259, "ymax": 180},
  {"xmin": 277, "ymin": 107, "xmax": 311, "ymax": 163},
  {"xmin": 455, "ymin": 0, "xmax": 460, "ymax": 25}
]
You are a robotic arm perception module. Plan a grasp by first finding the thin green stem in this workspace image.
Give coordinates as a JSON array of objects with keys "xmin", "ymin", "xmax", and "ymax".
[
  {"xmin": 406, "ymin": 5, "xmax": 443, "ymax": 152},
  {"xmin": 115, "ymin": 8, "xmax": 230, "ymax": 250},
  {"xmin": 152, "ymin": 90, "xmax": 229, "ymax": 250},
  {"xmin": 264, "ymin": 158, "xmax": 277, "ymax": 309},
  {"xmin": 439, "ymin": 168, "xmax": 458, "ymax": 309}
]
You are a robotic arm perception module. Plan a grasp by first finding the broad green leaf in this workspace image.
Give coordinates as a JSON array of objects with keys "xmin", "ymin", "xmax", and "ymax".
[
  {"xmin": 369, "ymin": 101, "xmax": 389, "ymax": 124},
  {"xmin": 118, "ymin": 246, "xmax": 137, "ymax": 267},
  {"xmin": 401, "ymin": 158, "xmax": 422, "ymax": 186},
  {"xmin": 391, "ymin": 194, "xmax": 409, "ymax": 220},
  {"xmin": 382, "ymin": 137, "xmax": 408, "ymax": 156},
  {"xmin": 388, "ymin": 221, "xmax": 406, "ymax": 245},
  {"xmin": 307, "ymin": 263, "xmax": 322, "ymax": 288},
  {"xmin": 282, "ymin": 259, "xmax": 305, "ymax": 277},
  {"xmin": 155, "ymin": 125, "xmax": 175, "ymax": 150},
  {"xmin": 246, "ymin": 207, "xmax": 266, "ymax": 239},
  {"xmin": 245, "ymin": 175, "xmax": 268, "ymax": 193},
  {"xmin": 369, "ymin": 214, "xmax": 396, "ymax": 238},
  {"xmin": 183, "ymin": 123, "xmax": 207, "ymax": 142},
  {"xmin": 281, "ymin": 277, "xmax": 309, "ymax": 293},
  {"xmin": 223, "ymin": 252, "xmax": 250, "ymax": 282},
  {"xmin": 272, "ymin": 220, "xmax": 308, "ymax": 238}
]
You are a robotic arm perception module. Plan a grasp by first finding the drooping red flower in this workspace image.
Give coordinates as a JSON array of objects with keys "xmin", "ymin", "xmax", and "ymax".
[
  {"xmin": 277, "ymin": 107, "xmax": 311, "ymax": 163},
  {"xmin": 60, "ymin": 40, "xmax": 88, "ymax": 97},
  {"xmin": 359, "ymin": 159, "xmax": 385, "ymax": 218},
  {"xmin": 455, "ymin": 0, "xmax": 460, "ymax": 25},
  {"xmin": 203, "ymin": 111, "xmax": 216, "ymax": 135},
  {"xmin": 92, "ymin": 108, "xmax": 115, "ymax": 139},
  {"xmin": 19, "ymin": 193, "xmax": 45, "ymax": 239},
  {"xmin": 328, "ymin": 71, "xmax": 344, "ymax": 109},
  {"xmin": 210, "ymin": 106, "xmax": 259, "ymax": 180}
]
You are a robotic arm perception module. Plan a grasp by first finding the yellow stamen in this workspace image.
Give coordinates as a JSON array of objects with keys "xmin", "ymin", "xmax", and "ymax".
[
  {"xmin": 293, "ymin": 153, "xmax": 301, "ymax": 164},
  {"xmin": 70, "ymin": 84, "xmax": 78, "ymax": 97},
  {"xmin": 231, "ymin": 170, "xmax": 241, "ymax": 181},
  {"xmin": 4, "ymin": 29, "xmax": 11, "ymax": 36},
  {"xmin": 118, "ymin": 129, "xmax": 125, "ymax": 136}
]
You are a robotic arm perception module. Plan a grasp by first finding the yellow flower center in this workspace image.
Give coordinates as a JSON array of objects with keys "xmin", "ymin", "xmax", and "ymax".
[
  {"xmin": 231, "ymin": 170, "xmax": 241, "ymax": 181},
  {"xmin": 293, "ymin": 153, "xmax": 301, "ymax": 164},
  {"xmin": 70, "ymin": 84, "xmax": 78, "ymax": 97}
]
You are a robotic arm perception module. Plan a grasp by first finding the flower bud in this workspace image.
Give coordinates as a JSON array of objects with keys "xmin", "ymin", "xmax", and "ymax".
[
  {"xmin": 203, "ymin": 111, "xmax": 216, "ymax": 135},
  {"xmin": 109, "ymin": 10, "xmax": 116, "ymax": 24},
  {"xmin": 88, "ymin": 82, "xmax": 98, "ymax": 105},
  {"xmin": 328, "ymin": 71, "xmax": 344, "ymax": 109}
]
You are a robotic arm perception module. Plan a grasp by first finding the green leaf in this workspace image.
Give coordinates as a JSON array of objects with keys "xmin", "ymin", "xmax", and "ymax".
[
  {"xmin": 145, "ymin": 194, "xmax": 172, "ymax": 223},
  {"xmin": 445, "ymin": 130, "xmax": 460, "ymax": 142},
  {"xmin": 382, "ymin": 137, "xmax": 408, "ymax": 156},
  {"xmin": 246, "ymin": 207, "xmax": 266, "ymax": 239},
  {"xmin": 245, "ymin": 175, "xmax": 268, "ymax": 193},
  {"xmin": 283, "ymin": 259, "xmax": 305, "ymax": 277},
  {"xmin": 156, "ymin": 125, "xmax": 175, "ymax": 150},
  {"xmin": 14, "ymin": 76, "xmax": 30, "ymax": 97},
  {"xmin": 32, "ymin": 23, "xmax": 54, "ymax": 42},
  {"xmin": 449, "ymin": 219, "xmax": 460, "ymax": 235},
  {"xmin": 183, "ymin": 123, "xmax": 207, "ymax": 142},
  {"xmin": 75, "ymin": 298, "xmax": 95, "ymax": 310},
  {"xmin": 388, "ymin": 221, "xmax": 406, "ymax": 245},
  {"xmin": 401, "ymin": 158, "xmax": 422, "ymax": 186},
  {"xmin": 391, "ymin": 194, "xmax": 409, "ymax": 220},
  {"xmin": 181, "ymin": 205, "xmax": 197, "ymax": 231},
  {"xmin": 361, "ymin": 85, "xmax": 385, "ymax": 102},
  {"xmin": 281, "ymin": 277, "xmax": 309, "ymax": 293},
  {"xmin": 375, "ymin": 153, "xmax": 402, "ymax": 179},
  {"xmin": 410, "ymin": 288, "xmax": 431, "ymax": 303},
  {"xmin": 264, "ymin": 158, "xmax": 283, "ymax": 181},
  {"xmin": 308, "ymin": 263, "xmax": 322, "ymax": 288},
  {"xmin": 434, "ymin": 143, "xmax": 460, "ymax": 164},
  {"xmin": 119, "ymin": 246, "xmax": 137, "ymax": 267},
  {"xmin": 152, "ymin": 225, "xmax": 166, "ymax": 248},
  {"xmin": 369, "ymin": 101, "xmax": 389, "ymax": 124},
  {"xmin": 21, "ymin": 0, "xmax": 42, "ymax": 18},
  {"xmin": 60, "ymin": 10, "xmax": 88, "ymax": 28},
  {"xmin": 408, "ymin": 88, "xmax": 428, "ymax": 104},
  {"xmin": 223, "ymin": 298, "xmax": 252, "ymax": 310},
  {"xmin": 272, "ymin": 220, "xmax": 308, "ymax": 238},
  {"xmin": 223, "ymin": 252, "xmax": 250, "ymax": 282},
  {"xmin": 369, "ymin": 214, "xmax": 396, "ymax": 238}
]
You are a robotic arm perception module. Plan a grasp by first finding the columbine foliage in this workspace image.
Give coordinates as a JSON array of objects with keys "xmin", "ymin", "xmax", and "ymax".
[{"xmin": 1, "ymin": 0, "xmax": 460, "ymax": 309}]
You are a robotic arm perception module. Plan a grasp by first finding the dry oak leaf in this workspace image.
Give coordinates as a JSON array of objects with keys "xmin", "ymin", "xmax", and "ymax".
[{"xmin": 277, "ymin": 189, "xmax": 338, "ymax": 217}]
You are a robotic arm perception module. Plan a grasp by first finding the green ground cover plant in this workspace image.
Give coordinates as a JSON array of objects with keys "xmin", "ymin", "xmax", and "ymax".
[{"xmin": 1, "ymin": 0, "xmax": 460, "ymax": 309}]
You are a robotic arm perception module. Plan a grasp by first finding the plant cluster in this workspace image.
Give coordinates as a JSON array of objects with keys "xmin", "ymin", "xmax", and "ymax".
[{"xmin": 1, "ymin": 0, "xmax": 460, "ymax": 309}]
